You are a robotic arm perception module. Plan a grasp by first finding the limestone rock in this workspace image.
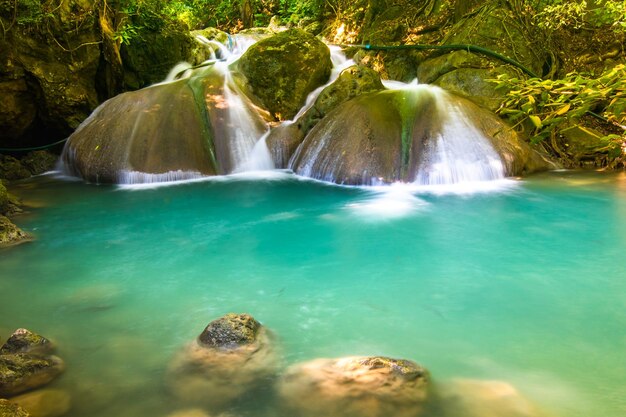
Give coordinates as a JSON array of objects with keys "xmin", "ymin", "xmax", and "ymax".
[
  {"xmin": 9, "ymin": 389, "xmax": 71, "ymax": 417},
  {"xmin": 198, "ymin": 313, "xmax": 261, "ymax": 348},
  {"xmin": 0, "ymin": 329, "xmax": 55, "ymax": 356},
  {"xmin": 289, "ymin": 87, "xmax": 553, "ymax": 185},
  {"xmin": 0, "ymin": 182, "xmax": 8, "ymax": 213},
  {"xmin": 437, "ymin": 378, "xmax": 545, "ymax": 417},
  {"xmin": 0, "ymin": 216, "xmax": 30, "ymax": 247},
  {"xmin": 0, "ymin": 399, "xmax": 30, "ymax": 417},
  {"xmin": 236, "ymin": 29, "xmax": 332, "ymax": 120},
  {"xmin": 167, "ymin": 313, "xmax": 278, "ymax": 409},
  {"xmin": 0, "ymin": 156, "xmax": 32, "ymax": 181},
  {"xmin": 277, "ymin": 356, "xmax": 430, "ymax": 417},
  {"xmin": 267, "ymin": 65, "xmax": 384, "ymax": 167},
  {"xmin": 20, "ymin": 152, "xmax": 58, "ymax": 177},
  {"xmin": 0, "ymin": 354, "xmax": 65, "ymax": 397}
]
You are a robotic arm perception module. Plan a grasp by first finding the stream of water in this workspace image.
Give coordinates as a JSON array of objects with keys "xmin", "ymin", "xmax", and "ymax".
[{"xmin": 1, "ymin": 170, "xmax": 625, "ymax": 417}]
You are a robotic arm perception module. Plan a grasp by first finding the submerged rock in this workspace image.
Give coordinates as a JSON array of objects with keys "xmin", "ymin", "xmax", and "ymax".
[
  {"xmin": 236, "ymin": 29, "xmax": 332, "ymax": 120},
  {"xmin": 0, "ymin": 354, "xmax": 65, "ymax": 397},
  {"xmin": 0, "ymin": 399, "xmax": 30, "ymax": 417},
  {"xmin": 8, "ymin": 389, "xmax": 71, "ymax": 417},
  {"xmin": 167, "ymin": 313, "xmax": 278, "ymax": 409},
  {"xmin": 277, "ymin": 356, "xmax": 430, "ymax": 417},
  {"xmin": 289, "ymin": 86, "xmax": 553, "ymax": 185},
  {"xmin": 0, "ymin": 329, "xmax": 55, "ymax": 356},
  {"xmin": 436, "ymin": 379, "xmax": 545, "ymax": 417}
]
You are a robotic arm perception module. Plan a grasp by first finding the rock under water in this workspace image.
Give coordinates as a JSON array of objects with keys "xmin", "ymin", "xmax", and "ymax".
[
  {"xmin": 277, "ymin": 356, "xmax": 430, "ymax": 417},
  {"xmin": 166, "ymin": 313, "xmax": 278, "ymax": 409}
]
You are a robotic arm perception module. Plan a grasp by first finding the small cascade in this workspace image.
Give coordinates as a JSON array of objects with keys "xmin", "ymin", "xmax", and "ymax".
[
  {"xmin": 236, "ymin": 131, "xmax": 275, "ymax": 172},
  {"xmin": 289, "ymin": 46, "xmax": 354, "ymax": 122},
  {"xmin": 414, "ymin": 92, "xmax": 505, "ymax": 185}
]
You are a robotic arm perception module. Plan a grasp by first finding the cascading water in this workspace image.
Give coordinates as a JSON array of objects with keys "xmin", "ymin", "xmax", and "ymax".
[{"xmin": 383, "ymin": 81, "xmax": 506, "ymax": 185}]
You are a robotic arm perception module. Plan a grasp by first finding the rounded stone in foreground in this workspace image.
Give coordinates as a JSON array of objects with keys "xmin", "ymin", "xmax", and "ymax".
[
  {"xmin": 0, "ymin": 354, "xmax": 65, "ymax": 397},
  {"xmin": 167, "ymin": 313, "xmax": 278, "ymax": 409},
  {"xmin": 8, "ymin": 389, "xmax": 71, "ymax": 417},
  {"xmin": 0, "ymin": 329, "xmax": 55, "ymax": 356},
  {"xmin": 277, "ymin": 356, "xmax": 430, "ymax": 417}
]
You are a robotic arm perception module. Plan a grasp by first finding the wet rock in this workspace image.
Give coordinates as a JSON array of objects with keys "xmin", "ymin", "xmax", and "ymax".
[
  {"xmin": 167, "ymin": 313, "xmax": 278, "ymax": 409},
  {"xmin": 165, "ymin": 409, "xmax": 211, "ymax": 417},
  {"xmin": 289, "ymin": 87, "xmax": 554, "ymax": 185},
  {"xmin": 266, "ymin": 65, "xmax": 385, "ymax": 167},
  {"xmin": 0, "ymin": 329, "xmax": 55, "ymax": 356},
  {"xmin": 0, "ymin": 399, "xmax": 30, "ymax": 417},
  {"xmin": 0, "ymin": 354, "xmax": 65, "ymax": 397},
  {"xmin": 437, "ymin": 378, "xmax": 545, "ymax": 417},
  {"xmin": 236, "ymin": 29, "xmax": 332, "ymax": 120},
  {"xmin": 20, "ymin": 152, "xmax": 58, "ymax": 177},
  {"xmin": 0, "ymin": 156, "xmax": 32, "ymax": 181},
  {"xmin": 0, "ymin": 216, "xmax": 30, "ymax": 247},
  {"xmin": 8, "ymin": 389, "xmax": 71, "ymax": 417},
  {"xmin": 277, "ymin": 356, "xmax": 430, "ymax": 417},
  {"xmin": 0, "ymin": 182, "xmax": 8, "ymax": 213}
]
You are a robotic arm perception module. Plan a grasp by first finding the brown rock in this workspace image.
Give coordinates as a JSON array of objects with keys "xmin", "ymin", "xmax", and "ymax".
[
  {"xmin": 277, "ymin": 356, "xmax": 430, "ymax": 417},
  {"xmin": 8, "ymin": 389, "xmax": 71, "ymax": 417}
]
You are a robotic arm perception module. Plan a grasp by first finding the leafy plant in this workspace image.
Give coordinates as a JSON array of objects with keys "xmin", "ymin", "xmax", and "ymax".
[{"xmin": 491, "ymin": 64, "xmax": 626, "ymax": 146}]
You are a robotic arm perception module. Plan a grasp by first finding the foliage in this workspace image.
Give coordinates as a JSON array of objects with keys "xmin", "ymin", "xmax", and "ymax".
[
  {"xmin": 531, "ymin": 0, "xmax": 626, "ymax": 32},
  {"xmin": 492, "ymin": 64, "xmax": 626, "ymax": 148}
]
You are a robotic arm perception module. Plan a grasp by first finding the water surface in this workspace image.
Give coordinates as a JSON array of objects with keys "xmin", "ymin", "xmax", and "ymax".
[{"xmin": 1, "ymin": 171, "xmax": 625, "ymax": 417}]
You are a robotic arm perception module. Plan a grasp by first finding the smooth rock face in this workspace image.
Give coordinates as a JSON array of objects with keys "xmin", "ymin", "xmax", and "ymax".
[
  {"xmin": 236, "ymin": 29, "xmax": 332, "ymax": 120},
  {"xmin": 0, "ymin": 399, "xmax": 30, "ymax": 417},
  {"xmin": 0, "ymin": 329, "xmax": 55, "ymax": 356},
  {"xmin": 8, "ymin": 389, "xmax": 71, "ymax": 417},
  {"xmin": 167, "ymin": 313, "xmax": 278, "ymax": 409},
  {"xmin": 0, "ymin": 354, "xmax": 65, "ymax": 397},
  {"xmin": 437, "ymin": 379, "xmax": 545, "ymax": 417},
  {"xmin": 277, "ymin": 356, "xmax": 430, "ymax": 417},
  {"xmin": 290, "ymin": 87, "xmax": 553, "ymax": 185}
]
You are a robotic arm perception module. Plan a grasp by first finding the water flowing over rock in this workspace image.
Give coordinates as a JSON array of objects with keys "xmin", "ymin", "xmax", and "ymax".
[
  {"xmin": 0, "ymin": 354, "xmax": 65, "ymax": 397},
  {"xmin": 236, "ymin": 29, "xmax": 332, "ymax": 120},
  {"xmin": 62, "ymin": 34, "xmax": 274, "ymax": 184},
  {"xmin": 277, "ymin": 356, "xmax": 430, "ymax": 417},
  {"xmin": 290, "ymin": 84, "xmax": 552, "ymax": 185},
  {"xmin": 166, "ymin": 313, "xmax": 278, "ymax": 409}
]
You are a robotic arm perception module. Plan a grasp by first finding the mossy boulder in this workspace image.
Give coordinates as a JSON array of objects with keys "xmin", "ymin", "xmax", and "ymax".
[
  {"xmin": 19, "ymin": 151, "xmax": 58, "ymax": 176},
  {"xmin": 0, "ymin": 399, "xmax": 30, "ymax": 417},
  {"xmin": 290, "ymin": 86, "xmax": 553, "ymax": 185},
  {"xmin": 278, "ymin": 356, "xmax": 430, "ymax": 417},
  {"xmin": 0, "ymin": 329, "xmax": 55, "ymax": 356},
  {"xmin": 198, "ymin": 313, "xmax": 261, "ymax": 349},
  {"xmin": 0, "ymin": 182, "xmax": 8, "ymax": 213},
  {"xmin": 121, "ymin": 24, "xmax": 198, "ymax": 90},
  {"xmin": 0, "ymin": 216, "xmax": 30, "ymax": 247},
  {"xmin": 267, "ymin": 65, "xmax": 384, "ymax": 167},
  {"xmin": 0, "ymin": 354, "xmax": 65, "ymax": 397},
  {"xmin": 236, "ymin": 29, "xmax": 332, "ymax": 120},
  {"xmin": 167, "ymin": 313, "xmax": 278, "ymax": 409}
]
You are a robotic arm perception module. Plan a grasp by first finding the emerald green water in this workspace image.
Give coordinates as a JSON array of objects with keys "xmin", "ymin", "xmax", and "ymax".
[{"xmin": 1, "ymin": 171, "xmax": 625, "ymax": 417}]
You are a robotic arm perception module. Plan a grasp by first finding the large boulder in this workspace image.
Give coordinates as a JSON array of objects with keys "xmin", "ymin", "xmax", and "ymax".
[
  {"xmin": 167, "ymin": 313, "xmax": 279, "ymax": 409},
  {"xmin": 0, "ymin": 329, "xmax": 55, "ymax": 356},
  {"xmin": 277, "ymin": 356, "xmax": 430, "ymax": 417},
  {"xmin": 289, "ymin": 86, "xmax": 553, "ymax": 185},
  {"xmin": 236, "ymin": 29, "xmax": 332, "ymax": 120},
  {"xmin": 267, "ymin": 64, "xmax": 385, "ymax": 167},
  {"xmin": 0, "ymin": 354, "xmax": 65, "ymax": 397}
]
